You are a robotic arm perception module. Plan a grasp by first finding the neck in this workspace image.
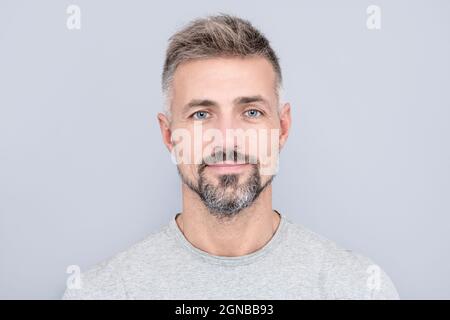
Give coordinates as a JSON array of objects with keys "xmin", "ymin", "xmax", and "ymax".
[{"xmin": 176, "ymin": 183, "xmax": 280, "ymax": 257}]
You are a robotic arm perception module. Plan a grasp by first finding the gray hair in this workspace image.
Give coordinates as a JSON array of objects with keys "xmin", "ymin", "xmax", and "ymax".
[{"xmin": 161, "ymin": 13, "xmax": 284, "ymax": 117}]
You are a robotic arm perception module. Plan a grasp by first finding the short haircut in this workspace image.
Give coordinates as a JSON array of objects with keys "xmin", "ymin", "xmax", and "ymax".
[{"xmin": 162, "ymin": 13, "xmax": 283, "ymax": 115}]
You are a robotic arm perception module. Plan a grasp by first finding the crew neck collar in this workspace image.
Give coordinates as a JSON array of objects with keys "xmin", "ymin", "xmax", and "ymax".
[{"xmin": 168, "ymin": 210, "xmax": 288, "ymax": 266}]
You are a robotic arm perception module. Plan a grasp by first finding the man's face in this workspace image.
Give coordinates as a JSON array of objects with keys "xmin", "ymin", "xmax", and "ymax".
[{"xmin": 159, "ymin": 56, "xmax": 289, "ymax": 219}]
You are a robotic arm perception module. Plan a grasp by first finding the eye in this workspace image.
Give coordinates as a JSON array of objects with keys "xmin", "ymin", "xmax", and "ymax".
[
  {"xmin": 192, "ymin": 111, "xmax": 210, "ymax": 120},
  {"xmin": 244, "ymin": 109, "xmax": 262, "ymax": 118}
]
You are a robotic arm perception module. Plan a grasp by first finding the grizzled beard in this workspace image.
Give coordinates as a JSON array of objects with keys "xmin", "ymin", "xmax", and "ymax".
[{"xmin": 177, "ymin": 153, "xmax": 275, "ymax": 220}]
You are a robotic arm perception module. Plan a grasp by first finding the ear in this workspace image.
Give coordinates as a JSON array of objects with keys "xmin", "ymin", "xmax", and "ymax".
[
  {"xmin": 278, "ymin": 103, "xmax": 291, "ymax": 151},
  {"xmin": 157, "ymin": 112, "xmax": 173, "ymax": 153}
]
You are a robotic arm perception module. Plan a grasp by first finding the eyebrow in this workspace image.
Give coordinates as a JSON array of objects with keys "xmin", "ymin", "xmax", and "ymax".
[
  {"xmin": 234, "ymin": 95, "xmax": 269, "ymax": 106},
  {"xmin": 182, "ymin": 95, "xmax": 270, "ymax": 112}
]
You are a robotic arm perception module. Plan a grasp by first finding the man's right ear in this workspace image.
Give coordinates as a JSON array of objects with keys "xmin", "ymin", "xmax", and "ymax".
[{"xmin": 157, "ymin": 113, "xmax": 173, "ymax": 153}]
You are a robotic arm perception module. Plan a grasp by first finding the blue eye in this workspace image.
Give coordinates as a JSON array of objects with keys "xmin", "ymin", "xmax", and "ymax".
[
  {"xmin": 192, "ymin": 111, "xmax": 209, "ymax": 120},
  {"xmin": 245, "ymin": 109, "xmax": 261, "ymax": 118}
]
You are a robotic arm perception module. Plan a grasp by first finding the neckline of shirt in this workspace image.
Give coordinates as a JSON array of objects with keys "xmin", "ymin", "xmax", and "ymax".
[{"xmin": 168, "ymin": 210, "xmax": 288, "ymax": 266}]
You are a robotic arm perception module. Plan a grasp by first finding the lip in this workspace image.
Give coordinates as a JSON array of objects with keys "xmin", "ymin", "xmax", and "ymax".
[{"xmin": 206, "ymin": 163, "xmax": 250, "ymax": 173}]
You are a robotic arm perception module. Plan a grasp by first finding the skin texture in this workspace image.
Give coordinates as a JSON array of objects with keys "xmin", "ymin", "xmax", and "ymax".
[{"xmin": 157, "ymin": 56, "xmax": 291, "ymax": 257}]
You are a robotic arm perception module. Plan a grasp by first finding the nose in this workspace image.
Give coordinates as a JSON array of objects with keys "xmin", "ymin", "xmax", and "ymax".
[{"xmin": 215, "ymin": 112, "xmax": 241, "ymax": 152}]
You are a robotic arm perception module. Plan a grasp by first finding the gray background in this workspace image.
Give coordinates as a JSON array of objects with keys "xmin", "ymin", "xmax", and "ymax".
[{"xmin": 0, "ymin": 0, "xmax": 449, "ymax": 299}]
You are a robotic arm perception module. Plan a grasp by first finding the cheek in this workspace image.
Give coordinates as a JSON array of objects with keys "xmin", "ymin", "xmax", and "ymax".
[
  {"xmin": 177, "ymin": 163, "xmax": 198, "ymax": 179},
  {"xmin": 256, "ymin": 127, "xmax": 280, "ymax": 176},
  {"xmin": 171, "ymin": 126, "xmax": 202, "ymax": 166},
  {"xmin": 188, "ymin": 164, "xmax": 201, "ymax": 178}
]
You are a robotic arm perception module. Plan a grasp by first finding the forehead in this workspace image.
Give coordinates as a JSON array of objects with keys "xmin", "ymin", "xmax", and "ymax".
[{"xmin": 171, "ymin": 56, "xmax": 277, "ymax": 107}]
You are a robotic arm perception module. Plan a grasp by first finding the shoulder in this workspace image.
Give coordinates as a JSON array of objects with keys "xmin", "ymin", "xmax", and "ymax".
[
  {"xmin": 62, "ymin": 224, "xmax": 172, "ymax": 300},
  {"xmin": 284, "ymin": 219, "xmax": 400, "ymax": 300}
]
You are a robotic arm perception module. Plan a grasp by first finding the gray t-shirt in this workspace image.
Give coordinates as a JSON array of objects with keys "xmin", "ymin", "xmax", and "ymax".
[{"xmin": 62, "ymin": 212, "xmax": 400, "ymax": 299}]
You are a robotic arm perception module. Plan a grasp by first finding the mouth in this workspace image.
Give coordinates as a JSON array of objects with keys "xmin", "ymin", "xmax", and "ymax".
[{"xmin": 206, "ymin": 162, "xmax": 251, "ymax": 173}]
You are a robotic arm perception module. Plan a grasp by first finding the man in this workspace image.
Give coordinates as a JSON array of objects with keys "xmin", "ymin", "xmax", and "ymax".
[{"xmin": 62, "ymin": 14, "xmax": 399, "ymax": 300}]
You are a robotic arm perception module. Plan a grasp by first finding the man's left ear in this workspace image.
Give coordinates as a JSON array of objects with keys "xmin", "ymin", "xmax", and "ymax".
[{"xmin": 278, "ymin": 103, "xmax": 291, "ymax": 151}]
